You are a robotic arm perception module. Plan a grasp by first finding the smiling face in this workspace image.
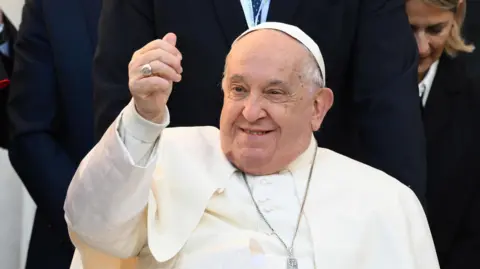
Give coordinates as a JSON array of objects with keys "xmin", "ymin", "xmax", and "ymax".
[
  {"xmin": 219, "ymin": 29, "xmax": 333, "ymax": 175},
  {"xmin": 406, "ymin": 0, "xmax": 457, "ymax": 78}
]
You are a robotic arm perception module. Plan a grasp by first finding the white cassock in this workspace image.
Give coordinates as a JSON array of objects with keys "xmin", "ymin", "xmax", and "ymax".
[{"xmin": 64, "ymin": 100, "xmax": 440, "ymax": 269}]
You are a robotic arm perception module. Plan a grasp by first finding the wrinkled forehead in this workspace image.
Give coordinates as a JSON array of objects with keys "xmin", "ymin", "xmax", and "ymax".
[{"xmin": 407, "ymin": 0, "xmax": 455, "ymax": 23}]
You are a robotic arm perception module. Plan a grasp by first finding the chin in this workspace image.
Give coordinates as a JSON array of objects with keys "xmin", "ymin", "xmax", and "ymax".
[
  {"xmin": 419, "ymin": 59, "xmax": 433, "ymax": 74},
  {"xmin": 233, "ymin": 148, "xmax": 274, "ymax": 175}
]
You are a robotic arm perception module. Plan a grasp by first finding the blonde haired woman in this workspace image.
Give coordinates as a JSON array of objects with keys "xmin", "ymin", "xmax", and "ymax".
[{"xmin": 406, "ymin": 0, "xmax": 480, "ymax": 268}]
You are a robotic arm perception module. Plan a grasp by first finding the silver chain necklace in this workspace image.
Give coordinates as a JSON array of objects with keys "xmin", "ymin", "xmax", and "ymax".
[{"xmin": 241, "ymin": 145, "xmax": 318, "ymax": 269}]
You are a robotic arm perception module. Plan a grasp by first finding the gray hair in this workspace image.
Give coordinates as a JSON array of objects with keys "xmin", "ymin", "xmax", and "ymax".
[{"xmin": 302, "ymin": 52, "xmax": 324, "ymax": 89}]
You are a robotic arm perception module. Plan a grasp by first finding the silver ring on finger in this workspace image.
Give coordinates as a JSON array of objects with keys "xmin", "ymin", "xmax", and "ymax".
[{"xmin": 140, "ymin": 63, "xmax": 153, "ymax": 77}]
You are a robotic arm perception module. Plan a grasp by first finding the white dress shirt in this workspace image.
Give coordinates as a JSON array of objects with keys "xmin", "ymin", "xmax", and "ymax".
[{"xmin": 418, "ymin": 60, "xmax": 439, "ymax": 107}]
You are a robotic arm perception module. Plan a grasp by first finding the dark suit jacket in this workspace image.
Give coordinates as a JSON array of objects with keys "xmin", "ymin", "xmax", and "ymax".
[
  {"xmin": 424, "ymin": 54, "xmax": 480, "ymax": 269},
  {"xmin": 0, "ymin": 16, "xmax": 16, "ymax": 149},
  {"xmin": 0, "ymin": 59, "xmax": 7, "ymax": 86},
  {"xmin": 7, "ymin": 0, "xmax": 101, "ymax": 268},
  {"xmin": 93, "ymin": 0, "xmax": 427, "ymax": 200},
  {"xmin": 462, "ymin": 0, "xmax": 480, "ymax": 78}
]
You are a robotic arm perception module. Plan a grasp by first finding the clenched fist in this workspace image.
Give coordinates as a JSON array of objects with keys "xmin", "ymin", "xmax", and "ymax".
[{"xmin": 128, "ymin": 33, "xmax": 183, "ymax": 123}]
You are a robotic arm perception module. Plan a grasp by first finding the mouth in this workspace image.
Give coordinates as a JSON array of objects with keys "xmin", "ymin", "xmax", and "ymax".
[{"xmin": 240, "ymin": 128, "xmax": 273, "ymax": 136}]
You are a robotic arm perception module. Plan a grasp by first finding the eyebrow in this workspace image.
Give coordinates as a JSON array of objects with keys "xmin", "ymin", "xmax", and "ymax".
[
  {"xmin": 228, "ymin": 74, "xmax": 289, "ymax": 88},
  {"xmin": 266, "ymin": 79, "xmax": 288, "ymax": 88},
  {"xmin": 411, "ymin": 21, "xmax": 448, "ymax": 29},
  {"xmin": 228, "ymin": 74, "xmax": 246, "ymax": 84},
  {"xmin": 429, "ymin": 22, "xmax": 448, "ymax": 28}
]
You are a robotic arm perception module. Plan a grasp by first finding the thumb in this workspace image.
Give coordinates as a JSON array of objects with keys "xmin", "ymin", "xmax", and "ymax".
[{"xmin": 163, "ymin": 33, "xmax": 177, "ymax": 47}]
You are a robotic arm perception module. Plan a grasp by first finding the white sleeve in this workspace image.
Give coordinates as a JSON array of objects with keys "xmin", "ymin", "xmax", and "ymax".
[
  {"xmin": 401, "ymin": 189, "xmax": 441, "ymax": 269},
  {"xmin": 118, "ymin": 99, "xmax": 170, "ymax": 166},
  {"xmin": 363, "ymin": 184, "xmax": 441, "ymax": 269},
  {"xmin": 64, "ymin": 100, "xmax": 169, "ymax": 258}
]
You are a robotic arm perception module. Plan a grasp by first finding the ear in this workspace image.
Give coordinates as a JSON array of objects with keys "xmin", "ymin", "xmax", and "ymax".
[
  {"xmin": 311, "ymin": 88, "xmax": 333, "ymax": 131},
  {"xmin": 455, "ymin": 0, "xmax": 466, "ymax": 25},
  {"xmin": 221, "ymin": 77, "xmax": 229, "ymax": 102},
  {"xmin": 221, "ymin": 77, "xmax": 226, "ymax": 92}
]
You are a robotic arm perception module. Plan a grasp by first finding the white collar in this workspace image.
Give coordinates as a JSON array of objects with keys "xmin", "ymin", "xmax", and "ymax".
[
  {"xmin": 418, "ymin": 60, "xmax": 439, "ymax": 107},
  {"xmin": 283, "ymin": 135, "xmax": 317, "ymax": 173}
]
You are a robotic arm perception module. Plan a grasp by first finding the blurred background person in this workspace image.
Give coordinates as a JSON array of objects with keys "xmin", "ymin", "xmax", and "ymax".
[
  {"xmin": 93, "ymin": 0, "xmax": 428, "ymax": 203},
  {"xmin": 0, "ymin": 8, "xmax": 27, "ymax": 269},
  {"xmin": 0, "ymin": 8, "xmax": 15, "ymax": 149},
  {"xmin": 7, "ymin": 0, "xmax": 102, "ymax": 268},
  {"xmin": 406, "ymin": 0, "xmax": 480, "ymax": 268}
]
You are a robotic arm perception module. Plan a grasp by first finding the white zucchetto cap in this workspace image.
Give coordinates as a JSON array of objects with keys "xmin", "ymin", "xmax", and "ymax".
[{"xmin": 233, "ymin": 22, "xmax": 326, "ymax": 86}]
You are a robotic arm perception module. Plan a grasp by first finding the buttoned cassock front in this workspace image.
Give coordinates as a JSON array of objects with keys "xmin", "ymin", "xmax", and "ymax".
[{"xmin": 65, "ymin": 101, "xmax": 439, "ymax": 269}]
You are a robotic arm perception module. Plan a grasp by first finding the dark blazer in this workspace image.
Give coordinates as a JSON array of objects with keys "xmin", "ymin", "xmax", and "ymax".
[
  {"xmin": 424, "ymin": 54, "xmax": 480, "ymax": 269},
  {"xmin": 0, "ymin": 16, "xmax": 16, "ymax": 149},
  {"xmin": 93, "ymin": 0, "xmax": 427, "ymax": 200},
  {"xmin": 0, "ymin": 59, "xmax": 7, "ymax": 86},
  {"xmin": 462, "ymin": 0, "xmax": 480, "ymax": 78},
  {"xmin": 7, "ymin": 0, "xmax": 101, "ymax": 268}
]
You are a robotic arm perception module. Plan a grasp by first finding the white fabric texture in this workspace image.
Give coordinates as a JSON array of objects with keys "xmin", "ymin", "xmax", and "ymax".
[{"xmin": 66, "ymin": 101, "xmax": 440, "ymax": 269}]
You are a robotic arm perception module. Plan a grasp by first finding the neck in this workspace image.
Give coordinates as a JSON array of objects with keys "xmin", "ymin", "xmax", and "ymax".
[{"xmin": 418, "ymin": 72, "xmax": 426, "ymax": 83}]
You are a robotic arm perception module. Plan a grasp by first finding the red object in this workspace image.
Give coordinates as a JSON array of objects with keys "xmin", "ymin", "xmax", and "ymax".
[{"xmin": 0, "ymin": 79, "xmax": 9, "ymax": 89}]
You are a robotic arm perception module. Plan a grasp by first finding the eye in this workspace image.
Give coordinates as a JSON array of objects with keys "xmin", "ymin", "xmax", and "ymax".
[
  {"xmin": 426, "ymin": 23, "xmax": 446, "ymax": 35},
  {"xmin": 266, "ymin": 89, "xmax": 284, "ymax": 95},
  {"xmin": 227, "ymin": 85, "xmax": 248, "ymax": 100},
  {"xmin": 233, "ymin": 86, "xmax": 245, "ymax": 93},
  {"xmin": 264, "ymin": 88, "xmax": 290, "ymax": 103}
]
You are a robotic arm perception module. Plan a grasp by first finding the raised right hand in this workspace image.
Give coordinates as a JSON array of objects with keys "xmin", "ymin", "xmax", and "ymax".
[{"xmin": 128, "ymin": 33, "xmax": 183, "ymax": 123}]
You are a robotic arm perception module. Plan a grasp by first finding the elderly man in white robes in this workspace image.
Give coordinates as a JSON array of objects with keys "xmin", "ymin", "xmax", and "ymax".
[{"xmin": 64, "ymin": 22, "xmax": 440, "ymax": 269}]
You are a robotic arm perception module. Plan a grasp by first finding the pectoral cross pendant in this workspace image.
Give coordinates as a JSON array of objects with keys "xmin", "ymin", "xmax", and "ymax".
[{"xmin": 287, "ymin": 256, "xmax": 298, "ymax": 269}]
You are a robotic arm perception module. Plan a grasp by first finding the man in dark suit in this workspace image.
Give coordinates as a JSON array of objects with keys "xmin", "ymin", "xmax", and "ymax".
[
  {"xmin": 0, "ymin": 11, "xmax": 16, "ymax": 149},
  {"xmin": 93, "ymin": 0, "xmax": 427, "ymax": 200},
  {"xmin": 7, "ymin": 0, "xmax": 101, "ymax": 267}
]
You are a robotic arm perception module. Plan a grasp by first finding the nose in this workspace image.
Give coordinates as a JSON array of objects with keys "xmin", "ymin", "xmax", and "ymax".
[
  {"xmin": 242, "ymin": 95, "xmax": 267, "ymax": 122},
  {"xmin": 415, "ymin": 32, "xmax": 431, "ymax": 58}
]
